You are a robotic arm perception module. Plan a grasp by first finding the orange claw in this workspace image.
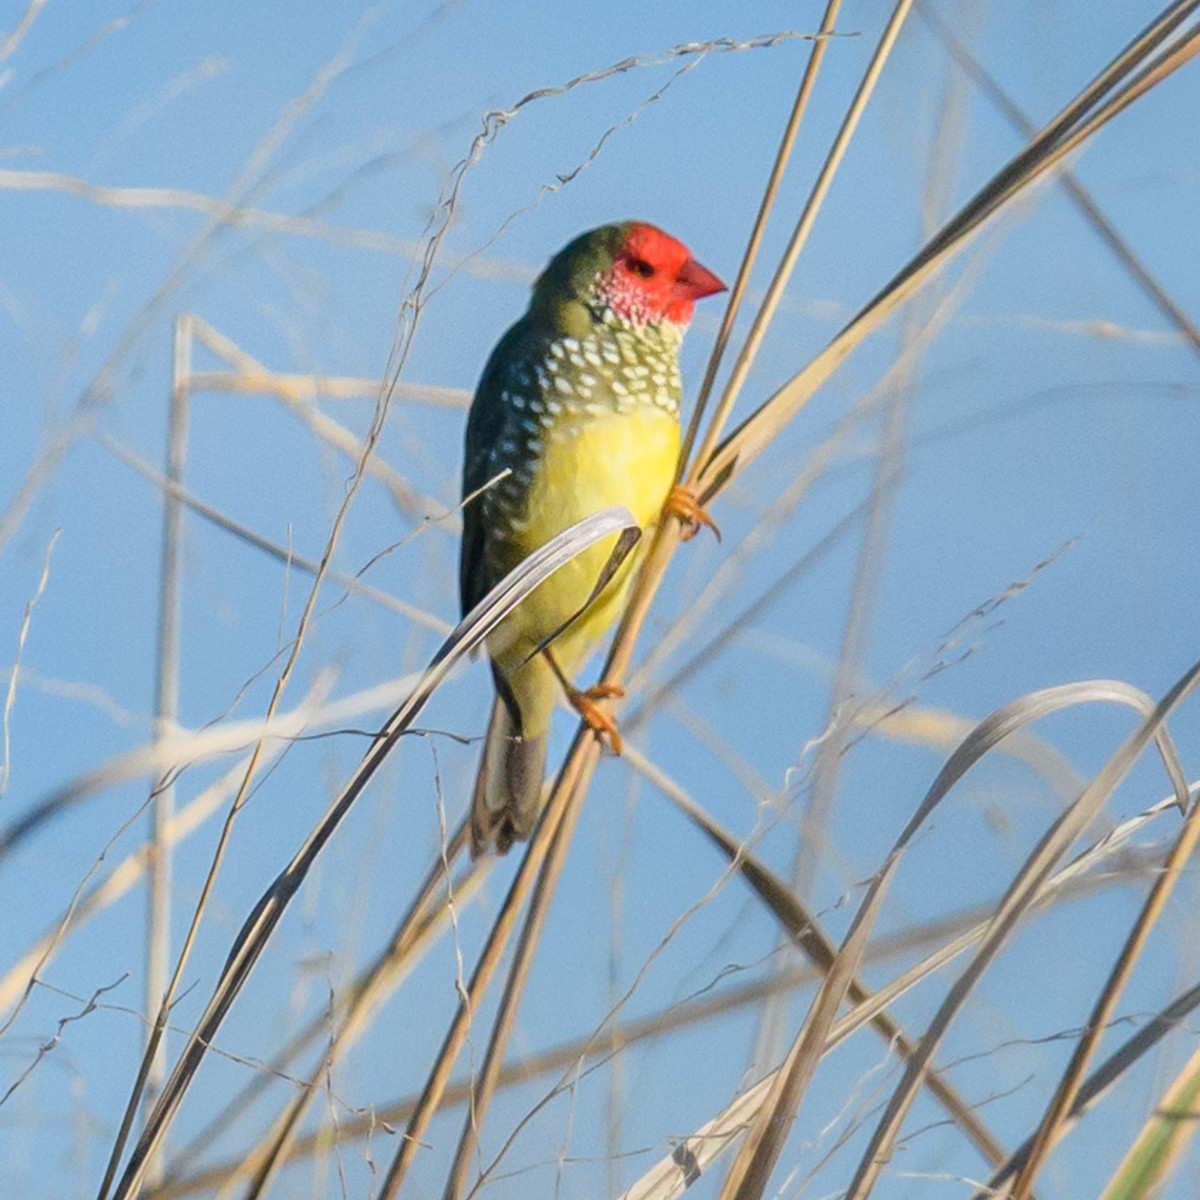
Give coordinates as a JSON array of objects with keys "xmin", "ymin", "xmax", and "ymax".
[
  {"xmin": 666, "ymin": 483, "xmax": 721, "ymax": 542},
  {"xmin": 544, "ymin": 648, "xmax": 625, "ymax": 753},
  {"xmin": 567, "ymin": 684, "xmax": 625, "ymax": 754}
]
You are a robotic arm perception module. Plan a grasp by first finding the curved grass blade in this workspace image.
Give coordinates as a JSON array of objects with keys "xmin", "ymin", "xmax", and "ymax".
[
  {"xmin": 844, "ymin": 660, "xmax": 1200, "ymax": 1200},
  {"xmin": 105, "ymin": 506, "xmax": 638, "ymax": 1200},
  {"xmin": 618, "ymin": 681, "xmax": 1191, "ymax": 1200}
]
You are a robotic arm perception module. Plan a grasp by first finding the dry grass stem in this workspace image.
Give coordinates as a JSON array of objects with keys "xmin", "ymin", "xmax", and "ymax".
[
  {"xmin": 918, "ymin": 1, "xmax": 1200, "ymax": 359},
  {"xmin": 187, "ymin": 318, "xmax": 447, "ymax": 522},
  {"xmin": 699, "ymin": 1, "xmax": 1200, "ymax": 505},
  {"xmin": 1, "ymin": 529, "xmax": 60, "ymax": 801},
  {"xmin": 101, "ymin": 434, "xmax": 453, "ymax": 633},
  {"xmin": 678, "ymin": 0, "xmax": 844, "ymax": 470},
  {"xmin": 689, "ymin": 0, "xmax": 913, "ymax": 482},
  {"xmin": 1011, "ymin": 767, "xmax": 1200, "ymax": 1194},
  {"xmin": 240, "ymin": 822, "xmax": 480, "ymax": 1199}
]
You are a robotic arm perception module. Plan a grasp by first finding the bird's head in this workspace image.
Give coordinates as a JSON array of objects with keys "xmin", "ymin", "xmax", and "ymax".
[{"xmin": 533, "ymin": 221, "xmax": 725, "ymax": 331}]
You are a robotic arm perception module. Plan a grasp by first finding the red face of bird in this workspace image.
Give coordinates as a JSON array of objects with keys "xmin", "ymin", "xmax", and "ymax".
[{"xmin": 603, "ymin": 222, "xmax": 726, "ymax": 326}]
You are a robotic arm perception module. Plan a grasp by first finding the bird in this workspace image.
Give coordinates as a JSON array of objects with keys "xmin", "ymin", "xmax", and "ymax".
[{"xmin": 460, "ymin": 221, "xmax": 725, "ymax": 854}]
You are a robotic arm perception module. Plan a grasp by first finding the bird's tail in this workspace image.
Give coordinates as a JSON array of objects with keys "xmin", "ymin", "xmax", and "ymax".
[{"xmin": 470, "ymin": 695, "xmax": 548, "ymax": 856}]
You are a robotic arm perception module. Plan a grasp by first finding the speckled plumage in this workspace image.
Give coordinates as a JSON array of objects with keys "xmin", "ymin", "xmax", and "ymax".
[{"xmin": 461, "ymin": 222, "xmax": 724, "ymax": 854}]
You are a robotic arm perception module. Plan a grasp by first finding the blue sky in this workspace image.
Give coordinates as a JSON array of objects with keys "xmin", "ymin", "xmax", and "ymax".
[{"xmin": 2, "ymin": 3, "xmax": 1200, "ymax": 1198}]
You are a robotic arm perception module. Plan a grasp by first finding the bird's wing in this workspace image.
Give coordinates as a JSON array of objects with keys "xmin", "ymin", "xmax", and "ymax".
[{"xmin": 459, "ymin": 319, "xmax": 528, "ymax": 617}]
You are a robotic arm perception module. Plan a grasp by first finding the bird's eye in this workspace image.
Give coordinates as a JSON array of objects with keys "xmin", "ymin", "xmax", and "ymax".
[{"xmin": 628, "ymin": 257, "xmax": 654, "ymax": 278}]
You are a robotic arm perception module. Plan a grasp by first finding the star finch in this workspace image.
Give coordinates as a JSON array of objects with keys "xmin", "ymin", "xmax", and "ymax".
[{"xmin": 460, "ymin": 221, "xmax": 725, "ymax": 853}]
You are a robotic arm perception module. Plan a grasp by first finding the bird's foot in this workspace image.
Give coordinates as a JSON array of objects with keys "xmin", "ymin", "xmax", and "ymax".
[
  {"xmin": 566, "ymin": 682, "xmax": 625, "ymax": 754},
  {"xmin": 665, "ymin": 484, "xmax": 721, "ymax": 542}
]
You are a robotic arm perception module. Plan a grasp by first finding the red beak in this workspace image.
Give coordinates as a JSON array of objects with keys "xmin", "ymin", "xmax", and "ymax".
[{"xmin": 675, "ymin": 256, "xmax": 726, "ymax": 301}]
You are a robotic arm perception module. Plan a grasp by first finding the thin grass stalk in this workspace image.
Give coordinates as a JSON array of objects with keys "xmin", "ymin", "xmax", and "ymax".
[
  {"xmin": 979, "ymin": 979, "xmax": 1200, "ymax": 1198},
  {"xmin": 142, "ymin": 314, "xmax": 191, "ymax": 1178},
  {"xmin": 0, "ymin": 530, "xmax": 58, "ymax": 807},
  {"xmin": 0, "ymin": 0, "xmax": 46, "ymax": 65},
  {"xmin": 0, "ymin": 672, "xmax": 418, "ymax": 868},
  {"xmin": 676, "ymin": 0, "xmax": 843, "ymax": 471},
  {"xmin": 1036, "ymin": 25, "xmax": 1200, "ymax": 175},
  {"xmin": 909, "ymin": 0, "xmax": 1200, "ymax": 267},
  {"xmin": 103, "ymin": 433, "xmax": 451, "ymax": 633},
  {"xmin": 238, "ymin": 821, "xmax": 477, "ymax": 1200},
  {"xmin": 187, "ymin": 369, "xmax": 469, "ymax": 408},
  {"xmin": 375, "ymin": 731, "xmax": 601, "ymax": 1199},
  {"xmin": 687, "ymin": 0, "xmax": 913, "ymax": 482},
  {"xmin": 443, "ymin": 755, "xmax": 594, "ymax": 1200},
  {"xmin": 1096, "ymin": 1039, "xmax": 1200, "ymax": 1199},
  {"xmin": 188, "ymin": 318, "xmax": 439, "ymax": 520},
  {"xmin": 844, "ymin": 663, "xmax": 1200, "ymax": 1200},
  {"xmin": 163, "ymin": 824, "xmax": 475, "ymax": 1182},
  {"xmin": 918, "ymin": 1, "xmax": 1200, "ymax": 359},
  {"xmin": 718, "ymin": 856, "xmax": 896, "ymax": 1200},
  {"xmin": 1011, "ymin": 771, "xmax": 1200, "ymax": 1195},
  {"xmin": 700, "ymin": 0, "xmax": 1200, "ymax": 499},
  {"xmin": 107, "ymin": 509, "xmax": 637, "ymax": 1200},
  {"xmin": 101, "ymin": 394, "xmax": 382, "ymax": 1200},
  {"xmin": 789, "ymin": 39, "xmax": 972, "ymax": 936}
]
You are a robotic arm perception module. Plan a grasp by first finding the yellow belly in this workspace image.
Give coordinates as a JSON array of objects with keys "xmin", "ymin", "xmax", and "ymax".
[{"xmin": 489, "ymin": 407, "xmax": 679, "ymax": 706}]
